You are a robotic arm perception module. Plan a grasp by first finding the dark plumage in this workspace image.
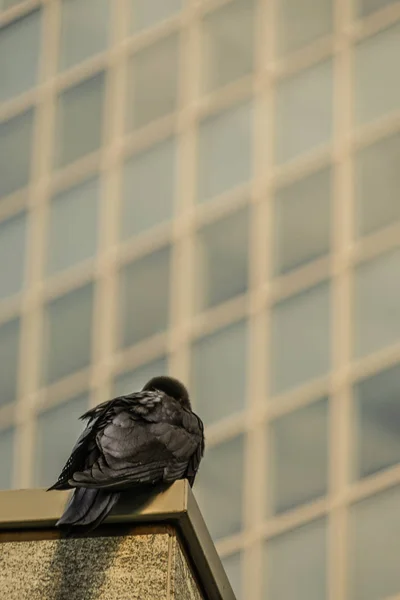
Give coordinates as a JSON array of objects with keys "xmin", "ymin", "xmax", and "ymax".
[{"xmin": 48, "ymin": 376, "xmax": 204, "ymax": 532}]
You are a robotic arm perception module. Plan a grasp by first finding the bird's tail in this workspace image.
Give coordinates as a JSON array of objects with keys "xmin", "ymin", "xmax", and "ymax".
[{"xmin": 56, "ymin": 487, "xmax": 120, "ymax": 534}]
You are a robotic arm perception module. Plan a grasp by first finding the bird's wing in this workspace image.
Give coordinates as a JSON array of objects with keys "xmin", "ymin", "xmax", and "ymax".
[
  {"xmin": 47, "ymin": 398, "xmax": 115, "ymax": 490},
  {"xmin": 69, "ymin": 392, "xmax": 204, "ymax": 490}
]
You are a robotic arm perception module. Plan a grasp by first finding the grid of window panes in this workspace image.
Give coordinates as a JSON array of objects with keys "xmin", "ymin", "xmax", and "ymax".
[{"xmin": 1, "ymin": 0, "xmax": 400, "ymax": 598}]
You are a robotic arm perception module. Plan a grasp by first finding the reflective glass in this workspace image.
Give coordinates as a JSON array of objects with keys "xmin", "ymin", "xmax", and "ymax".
[
  {"xmin": 275, "ymin": 60, "xmax": 333, "ymax": 164},
  {"xmin": 271, "ymin": 282, "xmax": 331, "ymax": 394},
  {"xmin": 0, "ymin": 109, "xmax": 34, "ymax": 198},
  {"xmin": 119, "ymin": 247, "xmax": 171, "ymax": 347},
  {"xmin": 195, "ymin": 435, "xmax": 244, "ymax": 540},
  {"xmin": 54, "ymin": 73, "xmax": 105, "ymax": 168},
  {"xmin": 130, "ymin": 0, "xmax": 182, "ymax": 32},
  {"xmin": 59, "ymin": 0, "xmax": 109, "ymax": 71},
  {"xmin": 276, "ymin": 0, "xmax": 332, "ymax": 57},
  {"xmin": 121, "ymin": 138, "xmax": 176, "ymax": 239},
  {"xmin": 0, "ymin": 428, "xmax": 14, "ymax": 490},
  {"xmin": 274, "ymin": 167, "xmax": 331, "ymax": 274},
  {"xmin": 354, "ymin": 249, "xmax": 400, "ymax": 357},
  {"xmin": 192, "ymin": 321, "xmax": 247, "ymax": 425},
  {"xmin": 0, "ymin": 212, "xmax": 27, "ymax": 299},
  {"xmin": 114, "ymin": 357, "xmax": 167, "ymax": 397},
  {"xmin": 35, "ymin": 394, "xmax": 88, "ymax": 487},
  {"xmin": 0, "ymin": 318, "xmax": 20, "ymax": 408},
  {"xmin": 198, "ymin": 102, "xmax": 253, "ymax": 202},
  {"xmin": 196, "ymin": 207, "xmax": 249, "ymax": 311},
  {"xmin": 42, "ymin": 284, "xmax": 94, "ymax": 384},
  {"xmin": 47, "ymin": 177, "xmax": 99, "ymax": 275},
  {"xmin": 355, "ymin": 23, "xmax": 400, "ymax": 125}
]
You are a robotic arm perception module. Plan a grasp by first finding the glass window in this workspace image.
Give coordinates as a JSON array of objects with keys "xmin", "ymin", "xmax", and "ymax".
[
  {"xmin": 59, "ymin": 0, "xmax": 109, "ymax": 71},
  {"xmin": 221, "ymin": 553, "xmax": 242, "ymax": 600},
  {"xmin": 119, "ymin": 247, "xmax": 171, "ymax": 347},
  {"xmin": 195, "ymin": 435, "xmax": 244, "ymax": 540},
  {"xmin": 121, "ymin": 138, "xmax": 176, "ymax": 240},
  {"xmin": 276, "ymin": 0, "xmax": 332, "ymax": 57},
  {"xmin": 0, "ymin": 428, "xmax": 14, "ymax": 490},
  {"xmin": 35, "ymin": 394, "xmax": 88, "ymax": 487},
  {"xmin": 356, "ymin": 0, "xmax": 398, "ymax": 17},
  {"xmin": 47, "ymin": 177, "xmax": 99, "ymax": 275},
  {"xmin": 54, "ymin": 72, "xmax": 105, "ymax": 168},
  {"xmin": 130, "ymin": 0, "xmax": 182, "ymax": 32},
  {"xmin": 0, "ymin": 212, "xmax": 27, "ymax": 300},
  {"xmin": 355, "ymin": 23, "xmax": 400, "ymax": 125},
  {"xmin": 355, "ymin": 133, "xmax": 400, "ymax": 237},
  {"xmin": 350, "ymin": 485, "xmax": 400, "ymax": 600},
  {"xmin": 196, "ymin": 207, "xmax": 249, "ymax": 312},
  {"xmin": 1, "ymin": 0, "xmax": 27, "ymax": 8},
  {"xmin": 198, "ymin": 102, "xmax": 253, "ymax": 203},
  {"xmin": 0, "ymin": 319, "xmax": 20, "ymax": 408},
  {"xmin": 113, "ymin": 356, "xmax": 167, "ymax": 397},
  {"xmin": 271, "ymin": 282, "xmax": 331, "ymax": 395},
  {"xmin": 42, "ymin": 284, "xmax": 94, "ymax": 384},
  {"xmin": 274, "ymin": 167, "xmax": 332, "ymax": 275},
  {"xmin": 270, "ymin": 397, "xmax": 329, "ymax": 514},
  {"xmin": 275, "ymin": 59, "xmax": 333, "ymax": 164},
  {"xmin": 126, "ymin": 34, "xmax": 179, "ymax": 131},
  {"xmin": 0, "ymin": 9, "xmax": 41, "ymax": 103},
  {"xmin": 265, "ymin": 518, "xmax": 327, "ymax": 600},
  {"xmin": 353, "ymin": 364, "xmax": 400, "ymax": 480},
  {"xmin": 192, "ymin": 321, "xmax": 247, "ymax": 425},
  {"xmin": 0, "ymin": 109, "xmax": 34, "ymax": 198},
  {"xmin": 201, "ymin": 0, "xmax": 254, "ymax": 93},
  {"xmin": 354, "ymin": 249, "xmax": 400, "ymax": 358}
]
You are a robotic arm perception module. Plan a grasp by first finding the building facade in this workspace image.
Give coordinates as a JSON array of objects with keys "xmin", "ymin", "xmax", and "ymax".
[{"xmin": 1, "ymin": 0, "xmax": 400, "ymax": 598}]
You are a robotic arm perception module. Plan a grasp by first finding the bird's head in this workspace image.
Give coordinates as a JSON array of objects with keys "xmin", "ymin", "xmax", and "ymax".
[{"xmin": 143, "ymin": 376, "xmax": 191, "ymax": 410}]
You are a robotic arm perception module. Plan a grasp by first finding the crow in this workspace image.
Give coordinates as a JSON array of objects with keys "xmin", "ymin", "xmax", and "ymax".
[{"xmin": 48, "ymin": 376, "xmax": 205, "ymax": 532}]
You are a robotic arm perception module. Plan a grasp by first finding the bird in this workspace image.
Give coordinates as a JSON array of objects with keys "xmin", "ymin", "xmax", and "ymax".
[{"xmin": 48, "ymin": 375, "xmax": 205, "ymax": 532}]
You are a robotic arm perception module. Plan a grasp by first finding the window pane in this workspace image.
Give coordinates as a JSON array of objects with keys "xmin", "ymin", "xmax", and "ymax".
[
  {"xmin": 59, "ymin": 0, "xmax": 109, "ymax": 71},
  {"xmin": 271, "ymin": 282, "xmax": 331, "ymax": 395},
  {"xmin": 270, "ymin": 397, "xmax": 329, "ymax": 515},
  {"xmin": 0, "ymin": 212, "xmax": 27, "ymax": 299},
  {"xmin": 126, "ymin": 34, "xmax": 179, "ymax": 131},
  {"xmin": 357, "ymin": 0, "xmax": 398, "ymax": 17},
  {"xmin": 130, "ymin": 0, "xmax": 182, "ymax": 32},
  {"xmin": 274, "ymin": 167, "xmax": 331, "ymax": 275},
  {"xmin": 276, "ymin": 0, "xmax": 332, "ymax": 57},
  {"xmin": 198, "ymin": 102, "xmax": 253, "ymax": 202},
  {"xmin": 275, "ymin": 60, "xmax": 333, "ymax": 164},
  {"xmin": 35, "ymin": 394, "xmax": 88, "ymax": 487},
  {"xmin": 119, "ymin": 247, "xmax": 171, "ymax": 347},
  {"xmin": 354, "ymin": 364, "xmax": 400, "ymax": 480},
  {"xmin": 0, "ymin": 10, "xmax": 41, "ymax": 103},
  {"xmin": 113, "ymin": 356, "xmax": 167, "ymax": 397},
  {"xmin": 355, "ymin": 23, "xmax": 400, "ymax": 125},
  {"xmin": 0, "ymin": 109, "xmax": 34, "ymax": 198},
  {"xmin": 355, "ymin": 133, "xmax": 400, "ymax": 237},
  {"xmin": 121, "ymin": 138, "xmax": 176, "ymax": 240},
  {"xmin": 354, "ymin": 249, "xmax": 400, "ymax": 358},
  {"xmin": 196, "ymin": 207, "xmax": 249, "ymax": 311},
  {"xmin": 47, "ymin": 177, "xmax": 99, "ymax": 275},
  {"xmin": 42, "ymin": 284, "xmax": 94, "ymax": 384},
  {"xmin": 201, "ymin": 0, "xmax": 254, "ymax": 93},
  {"xmin": 265, "ymin": 518, "xmax": 327, "ymax": 600},
  {"xmin": 0, "ymin": 428, "xmax": 14, "ymax": 490},
  {"xmin": 0, "ymin": 319, "xmax": 20, "ymax": 408},
  {"xmin": 350, "ymin": 486, "xmax": 400, "ymax": 600},
  {"xmin": 192, "ymin": 321, "xmax": 247, "ymax": 425},
  {"xmin": 221, "ymin": 553, "xmax": 242, "ymax": 600},
  {"xmin": 195, "ymin": 435, "xmax": 244, "ymax": 540},
  {"xmin": 54, "ymin": 73, "xmax": 105, "ymax": 168}
]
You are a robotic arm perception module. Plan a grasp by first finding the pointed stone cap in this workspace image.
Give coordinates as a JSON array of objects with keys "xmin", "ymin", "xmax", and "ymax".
[{"xmin": 0, "ymin": 480, "xmax": 236, "ymax": 600}]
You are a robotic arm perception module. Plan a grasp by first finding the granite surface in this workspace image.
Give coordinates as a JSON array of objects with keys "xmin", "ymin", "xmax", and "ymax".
[{"xmin": 0, "ymin": 529, "xmax": 204, "ymax": 599}]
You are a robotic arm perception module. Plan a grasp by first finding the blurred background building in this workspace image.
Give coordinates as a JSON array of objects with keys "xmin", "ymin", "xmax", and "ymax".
[{"xmin": 0, "ymin": 0, "xmax": 400, "ymax": 598}]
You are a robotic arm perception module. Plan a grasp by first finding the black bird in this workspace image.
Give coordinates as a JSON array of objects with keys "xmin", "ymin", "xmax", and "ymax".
[{"xmin": 48, "ymin": 376, "xmax": 204, "ymax": 532}]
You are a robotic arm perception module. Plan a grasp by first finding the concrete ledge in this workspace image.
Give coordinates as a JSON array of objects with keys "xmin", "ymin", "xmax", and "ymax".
[{"xmin": 0, "ymin": 481, "xmax": 236, "ymax": 600}]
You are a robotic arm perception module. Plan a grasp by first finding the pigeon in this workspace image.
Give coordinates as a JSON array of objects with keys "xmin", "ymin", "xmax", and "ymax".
[{"xmin": 48, "ymin": 376, "xmax": 205, "ymax": 532}]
